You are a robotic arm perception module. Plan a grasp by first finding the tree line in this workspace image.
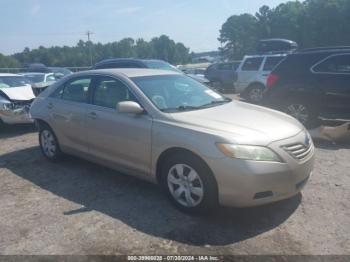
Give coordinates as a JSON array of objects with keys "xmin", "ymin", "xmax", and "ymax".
[
  {"xmin": 0, "ymin": 35, "xmax": 191, "ymax": 68},
  {"xmin": 219, "ymin": 0, "xmax": 350, "ymax": 59},
  {"xmin": 1, "ymin": 0, "xmax": 350, "ymax": 68}
]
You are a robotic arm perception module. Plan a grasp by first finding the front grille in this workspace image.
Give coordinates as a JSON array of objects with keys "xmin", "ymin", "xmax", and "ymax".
[{"xmin": 283, "ymin": 142, "xmax": 313, "ymax": 161}]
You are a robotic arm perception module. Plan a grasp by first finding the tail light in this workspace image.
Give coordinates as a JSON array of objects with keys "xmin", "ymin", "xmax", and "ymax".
[{"xmin": 267, "ymin": 73, "xmax": 279, "ymax": 88}]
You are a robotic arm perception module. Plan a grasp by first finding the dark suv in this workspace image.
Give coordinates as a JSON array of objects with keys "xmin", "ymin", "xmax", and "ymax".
[
  {"xmin": 92, "ymin": 58, "xmax": 180, "ymax": 72},
  {"xmin": 263, "ymin": 47, "xmax": 350, "ymax": 127}
]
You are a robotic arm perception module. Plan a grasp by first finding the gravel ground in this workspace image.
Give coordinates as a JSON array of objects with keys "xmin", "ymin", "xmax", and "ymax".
[{"xmin": 0, "ymin": 124, "xmax": 349, "ymax": 255}]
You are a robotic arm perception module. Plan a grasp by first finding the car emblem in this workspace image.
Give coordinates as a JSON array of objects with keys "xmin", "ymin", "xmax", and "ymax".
[{"xmin": 304, "ymin": 133, "xmax": 311, "ymax": 147}]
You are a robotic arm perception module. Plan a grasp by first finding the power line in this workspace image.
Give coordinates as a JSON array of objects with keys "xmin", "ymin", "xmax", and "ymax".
[
  {"xmin": 85, "ymin": 31, "xmax": 94, "ymax": 42},
  {"xmin": 85, "ymin": 31, "xmax": 94, "ymax": 66}
]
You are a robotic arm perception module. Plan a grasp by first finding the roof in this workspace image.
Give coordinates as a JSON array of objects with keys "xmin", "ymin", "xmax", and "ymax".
[
  {"xmin": 87, "ymin": 68, "xmax": 181, "ymax": 78},
  {"xmin": 21, "ymin": 72, "xmax": 50, "ymax": 76},
  {"xmin": 0, "ymin": 73, "xmax": 20, "ymax": 77},
  {"xmin": 94, "ymin": 58, "xmax": 164, "ymax": 66},
  {"xmin": 244, "ymin": 53, "xmax": 287, "ymax": 58}
]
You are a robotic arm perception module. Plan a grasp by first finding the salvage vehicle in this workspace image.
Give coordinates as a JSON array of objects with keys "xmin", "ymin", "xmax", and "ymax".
[
  {"xmin": 30, "ymin": 69, "xmax": 315, "ymax": 213},
  {"xmin": 0, "ymin": 73, "xmax": 35, "ymax": 125},
  {"xmin": 263, "ymin": 47, "xmax": 350, "ymax": 128},
  {"xmin": 21, "ymin": 72, "xmax": 56, "ymax": 96}
]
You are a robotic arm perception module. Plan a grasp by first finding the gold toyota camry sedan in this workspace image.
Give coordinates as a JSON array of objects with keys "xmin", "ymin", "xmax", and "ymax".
[{"xmin": 30, "ymin": 69, "xmax": 315, "ymax": 213}]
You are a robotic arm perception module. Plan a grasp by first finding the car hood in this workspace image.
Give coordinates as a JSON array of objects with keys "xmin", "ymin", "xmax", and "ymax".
[
  {"xmin": 0, "ymin": 85, "xmax": 35, "ymax": 101},
  {"xmin": 169, "ymin": 101, "xmax": 304, "ymax": 145}
]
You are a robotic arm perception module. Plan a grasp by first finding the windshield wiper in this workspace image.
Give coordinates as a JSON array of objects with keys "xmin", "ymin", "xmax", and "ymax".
[
  {"xmin": 177, "ymin": 105, "xmax": 200, "ymax": 111},
  {"xmin": 198, "ymin": 99, "xmax": 232, "ymax": 108}
]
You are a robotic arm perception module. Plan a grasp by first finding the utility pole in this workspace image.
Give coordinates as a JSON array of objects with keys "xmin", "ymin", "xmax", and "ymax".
[{"xmin": 85, "ymin": 31, "xmax": 94, "ymax": 66}]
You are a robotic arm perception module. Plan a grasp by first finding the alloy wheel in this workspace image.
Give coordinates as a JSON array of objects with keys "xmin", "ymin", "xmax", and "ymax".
[
  {"xmin": 40, "ymin": 130, "xmax": 57, "ymax": 158},
  {"xmin": 286, "ymin": 104, "xmax": 309, "ymax": 124},
  {"xmin": 248, "ymin": 87, "xmax": 263, "ymax": 103}
]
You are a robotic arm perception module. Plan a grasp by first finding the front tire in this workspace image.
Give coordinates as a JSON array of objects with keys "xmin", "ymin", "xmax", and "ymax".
[
  {"xmin": 160, "ymin": 153, "xmax": 218, "ymax": 214},
  {"xmin": 39, "ymin": 124, "xmax": 62, "ymax": 162},
  {"xmin": 210, "ymin": 80, "xmax": 224, "ymax": 93}
]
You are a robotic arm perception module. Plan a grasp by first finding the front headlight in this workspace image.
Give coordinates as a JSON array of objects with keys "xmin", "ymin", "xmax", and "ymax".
[
  {"xmin": 216, "ymin": 143, "xmax": 282, "ymax": 162},
  {"xmin": 0, "ymin": 98, "xmax": 12, "ymax": 111}
]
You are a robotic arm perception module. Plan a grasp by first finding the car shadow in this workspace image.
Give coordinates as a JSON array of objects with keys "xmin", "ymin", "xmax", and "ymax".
[
  {"xmin": 314, "ymin": 140, "xmax": 350, "ymax": 150},
  {"xmin": 0, "ymin": 124, "xmax": 37, "ymax": 139},
  {"xmin": 0, "ymin": 146, "xmax": 302, "ymax": 246}
]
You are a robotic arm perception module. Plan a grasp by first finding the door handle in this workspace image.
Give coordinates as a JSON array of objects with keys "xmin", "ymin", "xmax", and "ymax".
[
  {"xmin": 88, "ymin": 112, "xmax": 97, "ymax": 120},
  {"xmin": 47, "ymin": 103, "xmax": 54, "ymax": 109}
]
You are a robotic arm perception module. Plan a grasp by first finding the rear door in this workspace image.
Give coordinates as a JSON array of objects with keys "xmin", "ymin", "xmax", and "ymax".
[
  {"xmin": 236, "ymin": 57, "xmax": 264, "ymax": 91},
  {"xmin": 312, "ymin": 53, "xmax": 350, "ymax": 119},
  {"xmin": 261, "ymin": 56, "xmax": 285, "ymax": 84},
  {"xmin": 217, "ymin": 63, "xmax": 235, "ymax": 85},
  {"xmin": 47, "ymin": 76, "xmax": 92, "ymax": 153}
]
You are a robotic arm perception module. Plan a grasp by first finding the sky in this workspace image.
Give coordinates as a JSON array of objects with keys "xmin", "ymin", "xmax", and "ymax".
[{"xmin": 0, "ymin": 0, "xmax": 289, "ymax": 55}]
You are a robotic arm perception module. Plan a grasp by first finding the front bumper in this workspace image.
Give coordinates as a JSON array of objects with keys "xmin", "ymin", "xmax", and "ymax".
[
  {"xmin": 207, "ymin": 131, "xmax": 315, "ymax": 207},
  {"xmin": 0, "ymin": 105, "xmax": 33, "ymax": 124}
]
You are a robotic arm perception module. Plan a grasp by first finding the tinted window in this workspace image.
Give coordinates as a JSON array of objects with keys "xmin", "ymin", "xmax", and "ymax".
[
  {"xmin": 46, "ymin": 74, "xmax": 56, "ymax": 82},
  {"xmin": 217, "ymin": 63, "xmax": 232, "ymax": 70},
  {"xmin": 92, "ymin": 76, "xmax": 136, "ymax": 109},
  {"xmin": 95, "ymin": 62, "xmax": 143, "ymax": 69},
  {"xmin": 314, "ymin": 54, "xmax": 350, "ymax": 74},
  {"xmin": 263, "ymin": 57, "xmax": 285, "ymax": 71},
  {"xmin": 0, "ymin": 76, "xmax": 30, "ymax": 88},
  {"xmin": 242, "ymin": 57, "xmax": 264, "ymax": 71},
  {"xmin": 24, "ymin": 74, "xmax": 45, "ymax": 83},
  {"xmin": 61, "ymin": 77, "xmax": 91, "ymax": 103}
]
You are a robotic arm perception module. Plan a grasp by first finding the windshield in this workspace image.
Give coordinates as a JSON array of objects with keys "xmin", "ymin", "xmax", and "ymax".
[
  {"xmin": 143, "ymin": 61, "xmax": 182, "ymax": 73},
  {"xmin": 132, "ymin": 75, "xmax": 231, "ymax": 112},
  {"xmin": 24, "ymin": 74, "xmax": 45, "ymax": 83},
  {"xmin": 0, "ymin": 76, "xmax": 30, "ymax": 89}
]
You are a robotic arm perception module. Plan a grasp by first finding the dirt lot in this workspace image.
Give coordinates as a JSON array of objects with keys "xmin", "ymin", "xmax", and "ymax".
[{"xmin": 0, "ymin": 124, "xmax": 349, "ymax": 255}]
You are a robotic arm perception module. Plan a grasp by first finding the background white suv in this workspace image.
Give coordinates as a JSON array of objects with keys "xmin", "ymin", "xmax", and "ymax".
[{"xmin": 235, "ymin": 54, "xmax": 286, "ymax": 103}]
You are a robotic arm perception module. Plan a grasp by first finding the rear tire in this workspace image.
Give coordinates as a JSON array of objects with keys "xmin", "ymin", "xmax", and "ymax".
[
  {"xmin": 38, "ymin": 124, "xmax": 63, "ymax": 162},
  {"xmin": 245, "ymin": 84, "xmax": 265, "ymax": 103},
  {"xmin": 281, "ymin": 99, "xmax": 320, "ymax": 129},
  {"xmin": 160, "ymin": 152, "xmax": 218, "ymax": 214}
]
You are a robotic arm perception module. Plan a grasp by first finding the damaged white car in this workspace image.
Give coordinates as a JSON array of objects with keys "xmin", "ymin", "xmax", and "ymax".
[{"xmin": 0, "ymin": 73, "xmax": 35, "ymax": 125}]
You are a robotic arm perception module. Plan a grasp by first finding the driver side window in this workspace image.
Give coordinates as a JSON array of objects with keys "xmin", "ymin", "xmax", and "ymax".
[{"xmin": 92, "ymin": 76, "xmax": 137, "ymax": 109}]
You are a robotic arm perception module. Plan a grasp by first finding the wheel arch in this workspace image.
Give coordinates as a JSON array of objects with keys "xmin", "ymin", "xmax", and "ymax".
[{"xmin": 155, "ymin": 147, "xmax": 218, "ymax": 190}]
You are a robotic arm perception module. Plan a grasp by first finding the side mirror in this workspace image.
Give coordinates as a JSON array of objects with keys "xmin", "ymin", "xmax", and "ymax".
[{"xmin": 117, "ymin": 101, "xmax": 144, "ymax": 114}]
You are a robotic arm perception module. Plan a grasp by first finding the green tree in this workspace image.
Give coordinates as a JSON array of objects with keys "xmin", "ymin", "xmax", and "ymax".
[{"xmin": 218, "ymin": 14, "xmax": 258, "ymax": 59}]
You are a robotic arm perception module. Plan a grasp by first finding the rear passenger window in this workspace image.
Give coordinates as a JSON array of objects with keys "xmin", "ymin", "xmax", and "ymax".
[
  {"xmin": 217, "ymin": 63, "xmax": 232, "ymax": 70},
  {"xmin": 314, "ymin": 54, "xmax": 350, "ymax": 74},
  {"xmin": 61, "ymin": 77, "xmax": 91, "ymax": 103},
  {"xmin": 92, "ymin": 76, "xmax": 136, "ymax": 109},
  {"xmin": 263, "ymin": 57, "xmax": 285, "ymax": 71},
  {"xmin": 242, "ymin": 57, "xmax": 264, "ymax": 71}
]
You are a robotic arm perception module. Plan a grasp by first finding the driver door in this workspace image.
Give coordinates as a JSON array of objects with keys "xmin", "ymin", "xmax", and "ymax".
[{"xmin": 86, "ymin": 75, "xmax": 153, "ymax": 175}]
